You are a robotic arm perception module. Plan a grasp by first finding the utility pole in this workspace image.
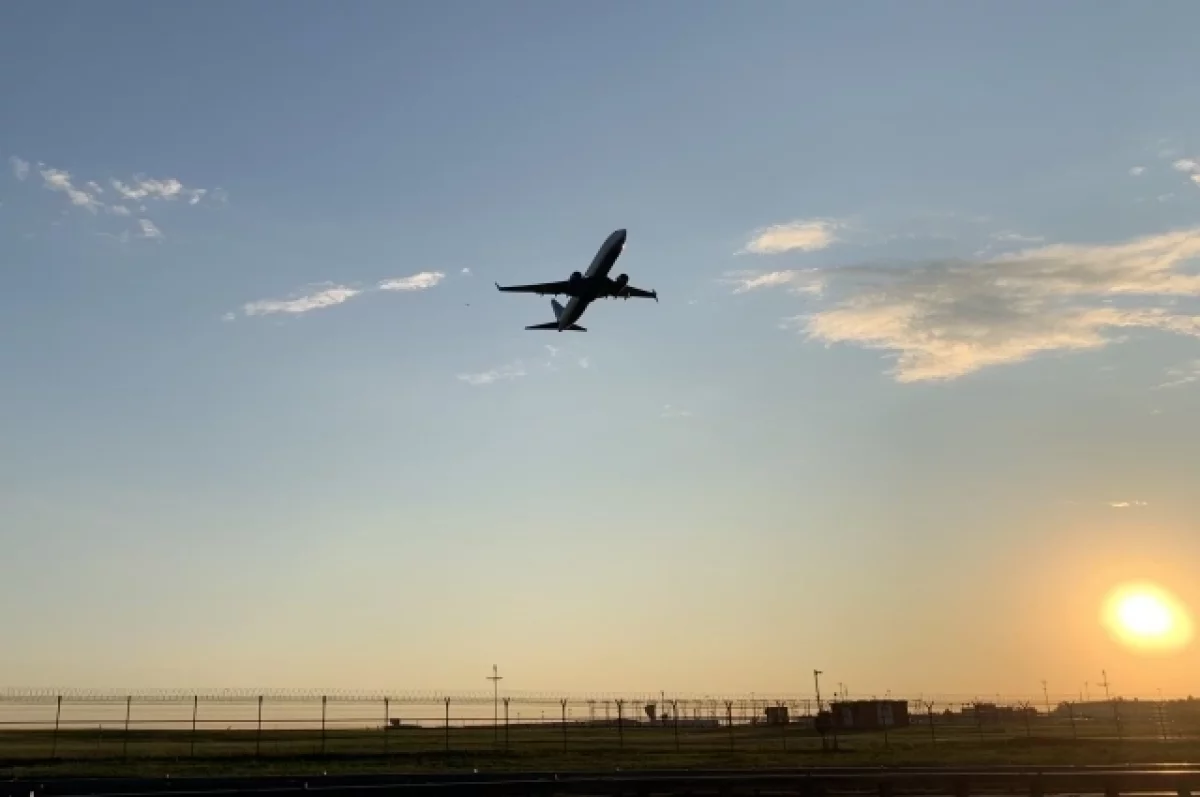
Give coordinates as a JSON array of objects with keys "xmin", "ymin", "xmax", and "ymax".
[
  {"xmin": 1100, "ymin": 671, "xmax": 1111, "ymax": 701},
  {"xmin": 1158, "ymin": 688, "xmax": 1168, "ymax": 741},
  {"xmin": 487, "ymin": 665, "xmax": 503, "ymax": 746},
  {"xmin": 1042, "ymin": 680, "xmax": 1051, "ymax": 715},
  {"xmin": 813, "ymin": 670, "xmax": 824, "ymax": 711}
]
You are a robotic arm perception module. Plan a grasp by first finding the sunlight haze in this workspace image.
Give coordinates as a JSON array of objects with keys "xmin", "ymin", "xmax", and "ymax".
[{"xmin": 2, "ymin": 0, "xmax": 1199, "ymax": 702}]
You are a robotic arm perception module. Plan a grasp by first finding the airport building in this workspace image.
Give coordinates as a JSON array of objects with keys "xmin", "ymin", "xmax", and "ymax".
[{"xmin": 829, "ymin": 699, "xmax": 910, "ymax": 731}]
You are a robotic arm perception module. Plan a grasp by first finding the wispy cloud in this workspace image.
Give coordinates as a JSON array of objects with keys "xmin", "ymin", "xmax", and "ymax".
[
  {"xmin": 1171, "ymin": 158, "xmax": 1200, "ymax": 187},
  {"xmin": 991, "ymin": 231, "xmax": 1045, "ymax": 244},
  {"xmin": 1129, "ymin": 166, "xmax": 1146, "ymax": 177},
  {"xmin": 1154, "ymin": 359, "xmax": 1200, "ymax": 390},
  {"xmin": 137, "ymin": 219, "xmax": 163, "ymax": 240},
  {"xmin": 460, "ymin": 345, "xmax": 592, "ymax": 386},
  {"xmin": 461, "ymin": 267, "xmax": 472, "ymax": 275},
  {"xmin": 722, "ymin": 269, "xmax": 825, "ymax": 296},
  {"xmin": 457, "ymin": 361, "xmax": 527, "ymax": 386},
  {"xmin": 242, "ymin": 284, "xmax": 362, "ymax": 317},
  {"xmin": 9, "ymin": 156, "xmax": 29, "ymax": 181},
  {"xmin": 781, "ymin": 226, "xmax": 1200, "ymax": 383},
  {"xmin": 111, "ymin": 175, "xmax": 207, "ymax": 205},
  {"xmin": 378, "ymin": 271, "xmax": 445, "ymax": 291},
  {"xmin": 11, "ymin": 156, "xmax": 222, "ymax": 240},
  {"xmin": 236, "ymin": 270, "xmax": 446, "ymax": 319},
  {"xmin": 1109, "ymin": 500, "xmax": 1148, "ymax": 509},
  {"xmin": 40, "ymin": 167, "xmax": 103, "ymax": 213},
  {"xmin": 661, "ymin": 404, "xmax": 694, "ymax": 418},
  {"xmin": 739, "ymin": 218, "xmax": 842, "ymax": 255}
]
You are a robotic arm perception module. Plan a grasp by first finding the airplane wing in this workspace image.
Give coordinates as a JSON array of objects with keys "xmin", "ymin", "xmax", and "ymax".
[
  {"xmin": 621, "ymin": 285, "xmax": 659, "ymax": 302},
  {"xmin": 495, "ymin": 280, "xmax": 577, "ymax": 297}
]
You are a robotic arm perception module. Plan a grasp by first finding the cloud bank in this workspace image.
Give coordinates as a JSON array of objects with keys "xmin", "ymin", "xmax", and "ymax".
[{"xmin": 737, "ymin": 226, "xmax": 1200, "ymax": 383}]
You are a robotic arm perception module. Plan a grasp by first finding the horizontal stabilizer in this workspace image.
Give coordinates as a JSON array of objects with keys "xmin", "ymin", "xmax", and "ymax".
[{"xmin": 524, "ymin": 322, "xmax": 587, "ymax": 331}]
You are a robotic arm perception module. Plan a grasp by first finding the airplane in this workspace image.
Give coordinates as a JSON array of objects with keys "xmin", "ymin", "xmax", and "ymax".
[{"xmin": 494, "ymin": 228, "xmax": 657, "ymax": 331}]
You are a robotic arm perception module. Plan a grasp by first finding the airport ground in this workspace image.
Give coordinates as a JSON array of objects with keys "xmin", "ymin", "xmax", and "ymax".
[{"xmin": 2, "ymin": 719, "xmax": 1199, "ymax": 778}]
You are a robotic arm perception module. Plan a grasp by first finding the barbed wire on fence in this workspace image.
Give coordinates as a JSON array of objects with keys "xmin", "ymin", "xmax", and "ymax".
[{"xmin": 0, "ymin": 687, "xmax": 1182, "ymax": 706}]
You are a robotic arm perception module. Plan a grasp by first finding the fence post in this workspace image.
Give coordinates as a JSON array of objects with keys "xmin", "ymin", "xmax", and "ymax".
[
  {"xmin": 504, "ymin": 698, "xmax": 510, "ymax": 751},
  {"xmin": 726, "ymin": 701, "xmax": 734, "ymax": 751},
  {"xmin": 616, "ymin": 699, "xmax": 624, "ymax": 750},
  {"xmin": 672, "ymin": 700, "xmax": 680, "ymax": 752},
  {"xmin": 1019, "ymin": 701, "xmax": 1032, "ymax": 738},
  {"xmin": 383, "ymin": 698, "xmax": 390, "ymax": 753},
  {"xmin": 561, "ymin": 699, "xmax": 568, "ymax": 752},
  {"xmin": 926, "ymin": 702, "xmax": 936, "ymax": 745},
  {"xmin": 122, "ymin": 695, "xmax": 132, "ymax": 760},
  {"xmin": 256, "ymin": 695, "xmax": 263, "ymax": 759},
  {"xmin": 320, "ymin": 695, "xmax": 327, "ymax": 757},
  {"xmin": 50, "ymin": 695, "xmax": 62, "ymax": 761},
  {"xmin": 1067, "ymin": 702, "xmax": 1077, "ymax": 739},
  {"xmin": 190, "ymin": 695, "xmax": 198, "ymax": 757},
  {"xmin": 444, "ymin": 697, "xmax": 450, "ymax": 752}
]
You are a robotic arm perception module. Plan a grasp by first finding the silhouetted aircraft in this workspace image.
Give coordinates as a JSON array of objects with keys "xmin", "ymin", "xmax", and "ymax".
[{"xmin": 495, "ymin": 228, "xmax": 657, "ymax": 331}]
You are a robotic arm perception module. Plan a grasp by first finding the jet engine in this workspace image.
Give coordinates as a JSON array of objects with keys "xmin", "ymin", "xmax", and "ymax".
[
  {"xmin": 613, "ymin": 273, "xmax": 629, "ymax": 297},
  {"xmin": 570, "ymin": 271, "xmax": 583, "ymax": 282}
]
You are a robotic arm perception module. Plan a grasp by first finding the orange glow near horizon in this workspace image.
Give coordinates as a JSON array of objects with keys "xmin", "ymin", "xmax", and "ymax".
[{"xmin": 1102, "ymin": 582, "xmax": 1194, "ymax": 654}]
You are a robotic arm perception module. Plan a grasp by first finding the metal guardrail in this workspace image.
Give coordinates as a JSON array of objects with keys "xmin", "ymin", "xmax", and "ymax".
[{"xmin": 5, "ymin": 766, "xmax": 1200, "ymax": 797}]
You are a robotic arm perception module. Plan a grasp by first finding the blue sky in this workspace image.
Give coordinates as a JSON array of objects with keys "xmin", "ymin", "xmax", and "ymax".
[{"xmin": 3, "ymin": 1, "xmax": 1200, "ymax": 699}]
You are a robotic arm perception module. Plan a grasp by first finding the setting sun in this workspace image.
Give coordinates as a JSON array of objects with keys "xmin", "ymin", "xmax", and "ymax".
[{"xmin": 1102, "ymin": 582, "xmax": 1194, "ymax": 653}]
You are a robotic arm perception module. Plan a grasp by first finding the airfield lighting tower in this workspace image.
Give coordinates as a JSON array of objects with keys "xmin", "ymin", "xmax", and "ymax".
[
  {"xmin": 813, "ymin": 670, "xmax": 824, "ymax": 712},
  {"xmin": 1100, "ymin": 670, "xmax": 1111, "ymax": 701},
  {"xmin": 487, "ymin": 665, "xmax": 503, "ymax": 745}
]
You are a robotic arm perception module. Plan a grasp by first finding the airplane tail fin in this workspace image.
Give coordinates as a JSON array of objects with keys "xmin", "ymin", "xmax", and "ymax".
[{"xmin": 525, "ymin": 298, "xmax": 584, "ymax": 330}]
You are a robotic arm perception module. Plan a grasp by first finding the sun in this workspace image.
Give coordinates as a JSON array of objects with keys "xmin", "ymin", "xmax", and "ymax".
[{"xmin": 1102, "ymin": 582, "xmax": 1194, "ymax": 653}]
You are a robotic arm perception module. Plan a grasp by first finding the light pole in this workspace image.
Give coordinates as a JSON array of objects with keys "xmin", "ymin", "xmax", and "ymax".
[{"xmin": 487, "ymin": 665, "xmax": 503, "ymax": 746}]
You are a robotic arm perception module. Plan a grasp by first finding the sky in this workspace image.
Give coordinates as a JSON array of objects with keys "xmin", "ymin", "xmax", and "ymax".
[{"xmin": 2, "ymin": 0, "xmax": 1200, "ymax": 701}]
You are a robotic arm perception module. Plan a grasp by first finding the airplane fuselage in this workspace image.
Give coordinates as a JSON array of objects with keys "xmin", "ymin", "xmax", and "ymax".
[{"xmin": 557, "ymin": 228, "xmax": 627, "ymax": 330}]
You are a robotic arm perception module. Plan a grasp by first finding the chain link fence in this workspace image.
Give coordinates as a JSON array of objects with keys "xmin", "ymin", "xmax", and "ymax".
[{"xmin": 1, "ymin": 692, "xmax": 1196, "ymax": 766}]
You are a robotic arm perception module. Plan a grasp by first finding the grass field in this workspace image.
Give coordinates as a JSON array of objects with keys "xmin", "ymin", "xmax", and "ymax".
[{"xmin": 3, "ymin": 718, "xmax": 1200, "ymax": 778}]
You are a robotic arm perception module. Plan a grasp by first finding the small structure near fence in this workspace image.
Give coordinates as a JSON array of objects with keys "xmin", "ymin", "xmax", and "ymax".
[
  {"xmin": 967, "ymin": 702, "xmax": 1038, "ymax": 725},
  {"xmin": 763, "ymin": 705, "xmax": 789, "ymax": 725},
  {"xmin": 830, "ymin": 699, "xmax": 909, "ymax": 731}
]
